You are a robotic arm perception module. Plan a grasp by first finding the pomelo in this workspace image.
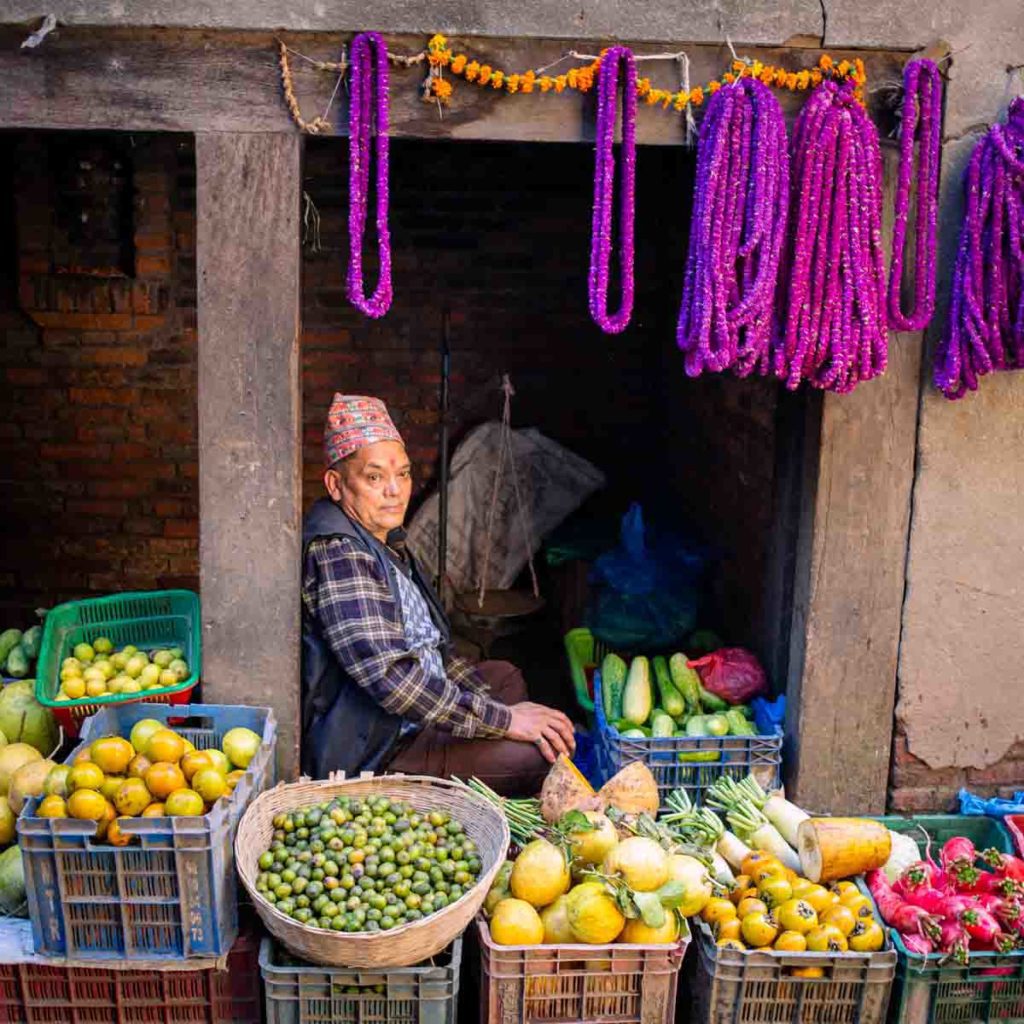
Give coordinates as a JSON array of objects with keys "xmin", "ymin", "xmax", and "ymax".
[
  {"xmin": 0, "ymin": 845, "xmax": 26, "ymax": 917},
  {"xmin": 8, "ymin": 758, "xmax": 56, "ymax": 813},
  {"xmin": 221, "ymin": 728, "xmax": 261, "ymax": 770},
  {"xmin": 0, "ymin": 682, "xmax": 57, "ymax": 755},
  {"xmin": 0, "ymin": 743, "xmax": 42, "ymax": 795}
]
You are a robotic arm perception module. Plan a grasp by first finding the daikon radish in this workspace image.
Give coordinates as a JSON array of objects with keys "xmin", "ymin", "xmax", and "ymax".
[{"xmin": 798, "ymin": 818, "xmax": 892, "ymax": 883}]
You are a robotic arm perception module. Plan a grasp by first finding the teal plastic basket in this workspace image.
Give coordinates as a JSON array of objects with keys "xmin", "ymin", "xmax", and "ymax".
[{"xmin": 35, "ymin": 590, "xmax": 201, "ymax": 736}]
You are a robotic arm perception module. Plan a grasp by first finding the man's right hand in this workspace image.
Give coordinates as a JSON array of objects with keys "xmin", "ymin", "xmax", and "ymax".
[{"xmin": 506, "ymin": 702, "xmax": 576, "ymax": 763}]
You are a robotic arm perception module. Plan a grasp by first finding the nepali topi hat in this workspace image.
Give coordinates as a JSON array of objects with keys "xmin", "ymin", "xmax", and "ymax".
[{"xmin": 323, "ymin": 393, "xmax": 404, "ymax": 467}]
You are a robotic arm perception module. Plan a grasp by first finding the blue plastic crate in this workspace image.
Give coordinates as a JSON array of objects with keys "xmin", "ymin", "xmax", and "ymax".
[
  {"xmin": 593, "ymin": 672, "xmax": 782, "ymax": 811},
  {"xmin": 18, "ymin": 702, "xmax": 276, "ymax": 960},
  {"xmin": 260, "ymin": 935, "xmax": 462, "ymax": 1024}
]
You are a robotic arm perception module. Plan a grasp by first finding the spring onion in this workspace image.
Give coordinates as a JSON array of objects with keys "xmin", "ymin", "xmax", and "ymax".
[
  {"xmin": 661, "ymin": 789, "xmax": 738, "ymax": 883},
  {"xmin": 463, "ymin": 777, "xmax": 544, "ymax": 846}
]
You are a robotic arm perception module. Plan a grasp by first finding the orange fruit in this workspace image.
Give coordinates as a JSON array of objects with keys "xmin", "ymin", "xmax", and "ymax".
[
  {"xmin": 144, "ymin": 762, "xmax": 186, "ymax": 800},
  {"xmin": 67, "ymin": 788, "xmax": 108, "ymax": 822},
  {"xmin": 141, "ymin": 802, "xmax": 166, "ymax": 818},
  {"xmin": 192, "ymin": 769, "xmax": 227, "ymax": 804},
  {"xmin": 38, "ymin": 795, "xmax": 68, "ymax": 818},
  {"xmin": 127, "ymin": 754, "xmax": 152, "ymax": 780},
  {"xmin": 114, "ymin": 778, "xmax": 152, "ymax": 817},
  {"xmin": 100, "ymin": 775, "xmax": 125, "ymax": 802},
  {"xmin": 129, "ymin": 718, "xmax": 164, "ymax": 754},
  {"xmin": 89, "ymin": 737, "xmax": 135, "ymax": 776},
  {"xmin": 95, "ymin": 800, "xmax": 117, "ymax": 840},
  {"xmin": 71, "ymin": 747, "xmax": 93, "ymax": 766},
  {"xmin": 180, "ymin": 751, "xmax": 214, "ymax": 782},
  {"xmin": 225, "ymin": 769, "xmax": 245, "ymax": 793},
  {"xmin": 68, "ymin": 762, "xmax": 105, "ymax": 792},
  {"xmin": 204, "ymin": 750, "xmax": 230, "ymax": 776},
  {"xmin": 144, "ymin": 730, "xmax": 186, "ymax": 765},
  {"xmin": 165, "ymin": 789, "xmax": 204, "ymax": 816},
  {"xmin": 106, "ymin": 817, "xmax": 135, "ymax": 847}
]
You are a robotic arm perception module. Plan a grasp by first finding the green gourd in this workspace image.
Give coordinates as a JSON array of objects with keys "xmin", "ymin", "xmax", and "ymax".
[
  {"xmin": 621, "ymin": 657, "xmax": 653, "ymax": 727},
  {"xmin": 0, "ymin": 631, "xmax": 22, "ymax": 668},
  {"xmin": 652, "ymin": 656, "xmax": 685, "ymax": 718},
  {"xmin": 601, "ymin": 652, "xmax": 628, "ymax": 724},
  {"xmin": 20, "ymin": 627, "xmax": 41, "ymax": 662}
]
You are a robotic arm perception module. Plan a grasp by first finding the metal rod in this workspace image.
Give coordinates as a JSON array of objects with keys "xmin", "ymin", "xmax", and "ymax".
[{"xmin": 437, "ymin": 308, "xmax": 451, "ymax": 594}]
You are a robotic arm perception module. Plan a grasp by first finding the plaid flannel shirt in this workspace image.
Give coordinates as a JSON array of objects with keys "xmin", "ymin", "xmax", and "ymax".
[{"xmin": 301, "ymin": 536, "xmax": 512, "ymax": 739}]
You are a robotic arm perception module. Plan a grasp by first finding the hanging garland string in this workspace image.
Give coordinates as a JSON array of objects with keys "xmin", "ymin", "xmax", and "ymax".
[
  {"xmin": 588, "ymin": 46, "xmax": 637, "ymax": 335},
  {"xmin": 774, "ymin": 78, "xmax": 887, "ymax": 393},
  {"xmin": 346, "ymin": 31, "xmax": 393, "ymax": 319},
  {"xmin": 934, "ymin": 97, "xmax": 1024, "ymax": 400},
  {"xmin": 888, "ymin": 59, "xmax": 943, "ymax": 331},
  {"xmin": 676, "ymin": 77, "xmax": 790, "ymax": 377}
]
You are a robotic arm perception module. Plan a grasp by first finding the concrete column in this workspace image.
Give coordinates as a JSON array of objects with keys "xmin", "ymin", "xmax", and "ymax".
[{"xmin": 196, "ymin": 132, "xmax": 302, "ymax": 780}]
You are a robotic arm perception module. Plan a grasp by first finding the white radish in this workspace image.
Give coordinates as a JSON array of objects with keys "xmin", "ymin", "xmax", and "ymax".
[
  {"xmin": 762, "ymin": 793, "xmax": 810, "ymax": 848},
  {"xmin": 716, "ymin": 830, "xmax": 751, "ymax": 872}
]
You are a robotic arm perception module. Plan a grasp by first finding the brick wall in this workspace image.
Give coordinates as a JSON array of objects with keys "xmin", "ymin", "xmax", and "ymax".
[{"xmin": 0, "ymin": 132, "xmax": 198, "ymax": 621}]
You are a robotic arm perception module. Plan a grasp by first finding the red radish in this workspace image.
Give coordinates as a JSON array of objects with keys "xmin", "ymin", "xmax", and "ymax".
[
  {"xmin": 902, "ymin": 887, "xmax": 973, "ymax": 919},
  {"xmin": 961, "ymin": 907, "xmax": 1010, "ymax": 948},
  {"xmin": 867, "ymin": 869, "xmax": 942, "ymax": 941},
  {"xmin": 975, "ymin": 895, "xmax": 1022, "ymax": 924},
  {"xmin": 982, "ymin": 848, "xmax": 1024, "ymax": 884},
  {"xmin": 902, "ymin": 932, "xmax": 934, "ymax": 955},
  {"xmin": 941, "ymin": 836, "xmax": 977, "ymax": 872},
  {"xmin": 938, "ymin": 918, "xmax": 970, "ymax": 965}
]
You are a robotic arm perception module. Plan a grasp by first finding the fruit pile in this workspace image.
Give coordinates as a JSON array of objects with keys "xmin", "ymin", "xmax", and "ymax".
[
  {"xmin": 485, "ymin": 813, "xmax": 701, "ymax": 946},
  {"xmin": 254, "ymin": 795, "xmax": 483, "ymax": 933},
  {"xmin": 31, "ymin": 718, "xmax": 262, "ymax": 845},
  {"xmin": 55, "ymin": 638, "xmax": 191, "ymax": 702},
  {"xmin": 704, "ymin": 850, "xmax": 885, "ymax": 959},
  {"xmin": 0, "ymin": 626, "xmax": 41, "ymax": 680}
]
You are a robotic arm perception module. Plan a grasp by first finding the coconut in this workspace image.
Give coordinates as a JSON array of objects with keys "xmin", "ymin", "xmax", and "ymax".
[
  {"xmin": 0, "ymin": 845, "xmax": 26, "ymax": 917},
  {"xmin": 8, "ymin": 758, "xmax": 56, "ymax": 814},
  {"xmin": 0, "ymin": 744, "xmax": 42, "ymax": 796},
  {"xmin": 0, "ymin": 681, "xmax": 57, "ymax": 755},
  {"xmin": 0, "ymin": 798, "xmax": 15, "ymax": 846}
]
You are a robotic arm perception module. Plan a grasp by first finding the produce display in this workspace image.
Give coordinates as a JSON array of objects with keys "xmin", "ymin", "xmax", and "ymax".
[
  {"xmin": 0, "ymin": 624, "xmax": 43, "ymax": 680},
  {"xmin": 601, "ymin": 649, "xmax": 768, "ymax": 745},
  {"xmin": 31, "ymin": 718, "xmax": 261, "ymax": 844},
  {"xmin": 253, "ymin": 795, "xmax": 483, "ymax": 933},
  {"xmin": 868, "ymin": 834, "xmax": 1024, "ymax": 960},
  {"xmin": 54, "ymin": 638, "xmax": 191, "ymax": 702}
]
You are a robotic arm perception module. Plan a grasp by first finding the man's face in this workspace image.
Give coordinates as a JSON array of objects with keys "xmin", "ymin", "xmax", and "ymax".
[{"xmin": 325, "ymin": 440, "xmax": 412, "ymax": 541}]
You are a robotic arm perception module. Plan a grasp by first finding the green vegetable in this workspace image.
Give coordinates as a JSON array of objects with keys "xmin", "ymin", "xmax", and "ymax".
[
  {"xmin": 696, "ymin": 682, "xmax": 729, "ymax": 712},
  {"xmin": 601, "ymin": 652, "xmax": 628, "ymax": 723},
  {"xmin": 20, "ymin": 627, "xmax": 41, "ymax": 662},
  {"xmin": 622, "ymin": 656, "xmax": 653, "ymax": 726},
  {"xmin": 725, "ymin": 708, "xmax": 756, "ymax": 736},
  {"xmin": 652, "ymin": 656, "xmax": 685, "ymax": 717},
  {"xmin": 4, "ymin": 646, "xmax": 28, "ymax": 679},
  {"xmin": 650, "ymin": 711, "xmax": 675, "ymax": 738},
  {"xmin": 0, "ymin": 631, "xmax": 22, "ymax": 668},
  {"xmin": 705, "ymin": 714, "xmax": 730, "ymax": 737},
  {"xmin": 620, "ymin": 728, "xmax": 647, "ymax": 739},
  {"xmin": 669, "ymin": 654, "xmax": 702, "ymax": 715},
  {"xmin": 679, "ymin": 713, "xmax": 720, "ymax": 763}
]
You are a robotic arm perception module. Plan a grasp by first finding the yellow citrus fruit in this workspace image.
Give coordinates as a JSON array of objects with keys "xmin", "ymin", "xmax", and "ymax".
[
  {"xmin": 191, "ymin": 769, "xmax": 226, "ymax": 804},
  {"xmin": 203, "ymin": 749, "xmax": 230, "ymax": 775},
  {"xmin": 90, "ymin": 737, "xmax": 135, "ymax": 776},
  {"xmin": 127, "ymin": 754, "xmax": 152, "ymax": 780},
  {"xmin": 489, "ymin": 898, "xmax": 544, "ymax": 945},
  {"xmin": 63, "ymin": 677, "xmax": 86, "ymax": 699},
  {"xmin": 68, "ymin": 762, "xmax": 105, "ymax": 792},
  {"xmin": 73, "ymin": 643, "xmax": 95, "ymax": 663},
  {"xmin": 539, "ymin": 895, "xmax": 575, "ymax": 944},
  {"xmin": 620, "ymin": 913, "xmax": 680, "ymax": 944},
  {"xmin": 141, "ymin": 803, "xmax": 166, "ymax": 818},
  {"xmin": 509, "ymin": 839, "xmax": 570, "ymax": 908},
  {"xmin": 225, "ymin": 769, "xmax": 245, "ymax": 792},
  {"xmin": 92, "ymin": 637, "xmax": 113, "ymax": 654},
  {"xmin": 567, "ymin": 811, "xmax": 619, "ymax": 866},
  {"xmin": 85, "ymin": 678, "xmax": 107, "ymax": 698},
  {"xmin": 180, "ymin": 750, "xmax": 214, "ymax": 782},
  {"xmin": 144, "ymin": 762, "xmax": 186, "ymax": 800},
  {"xmin": 67, "ymin": 788, "xmax": 108, "ymax": 822},
  {"xmin": 43, "ymin": 765, "xmax": 72, "ymax": 799},
  {"xmin": 129, "ymin": 719, "xmax": 165, "ymax": 755},
  {"xmin": 114, "ymin": 778, "xmax": 152, "ymax": 817},
  {"xmin": 144, "ymin": 730, "xmax": 186, "ymax": 765},
  {"xmin": 96, "ymin": 801, "xmax": 117, "ymax": 840},
  {"xmin": 221, "ymin": 728, "xmax": 261, "ymax": 769},
  {"xmin": 165, "ymin": 789, "xmax": 204, "ymax": 816},
  {"xmin": 566, "ymin": 882, "xmax": 626, "ymax": 944},
  {"xmin": 38, "ymin": 795, "xmax": 68, "ymax": 818},
  {"xmin": 100, "ymin": 775, "xmax": 125, "ymax": 802},
  {"xmin": 602, "ymin": 836, "xmax": 669, "ymax": 893},
  {"xmin": 106, "ymin": 817, "xmax": 135, "ymax": 847}
]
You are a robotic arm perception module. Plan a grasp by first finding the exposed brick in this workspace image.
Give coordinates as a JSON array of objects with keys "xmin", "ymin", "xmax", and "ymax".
[
  {"xmin": 966, "ymin": 761, "xmax": 1024, "ymax": 787},
  {"xmin": 153, "ymin": 499, "xmax": 184, "ymax": 517},
  {"xmin": 66, "ymin": 499, "xmax": 128, "ymax": 518},
  {"xmin": 91, "ymin": 347, "xmax": 148, "ymax": 367},
  {"xmin": 135, "ymin": 255, "xmax": 171, "ymax": 277},
  {"xmin": 164, "ymin": 518, "xmax": 198, "ymax": 539},
  {"xmin": 88, "ymin": 479, "xmax": 155, "ymax": 498},
  {"xmin": 888, "ymin": 786, "xmax": 960, "ymax": 813},
  {"xmin": 134, "ymin": 232, "xmax": 173, "ymax": 252},
  {"xmin": 39, "ymin": 442, "xmax": 113, "ymax": 461},
  {"xmin": 29, "ymin": 312, "xmax": 135, "ymax": 331},
  {"xmin": 68, "ymin": 388, "xmax": 140, "ymax": 407},
  {"xmin": 5, "ymin": 367, "xmax": 47, "ymax": 386}
]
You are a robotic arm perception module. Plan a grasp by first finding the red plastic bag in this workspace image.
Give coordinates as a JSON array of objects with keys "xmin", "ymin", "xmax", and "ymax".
[{"xmin": 687, "ymin": 648, "xmax": 768, "ymax": 704}]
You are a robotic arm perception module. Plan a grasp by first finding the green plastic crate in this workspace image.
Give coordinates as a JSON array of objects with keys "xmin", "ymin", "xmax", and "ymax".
[
  {"xmin": 564, "ymin": 627, "xmax": 610, "ymax": 719},
  {"xmin": 871, "ymin": 815, "xmax": 1022, "ymax": 1024},
  {"xmin": 35, "ymin": 590, "xmax": 201, "ymax": 734}
]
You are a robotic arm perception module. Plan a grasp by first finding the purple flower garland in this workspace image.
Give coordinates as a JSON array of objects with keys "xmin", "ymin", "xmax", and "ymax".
[
  {"xmin": 935, "ymin": 97, "xmax": 1024, "ymax": 399},
  {"xmin": 347, "ymin": 31, "xmax": 393, "ymax": 319},
  {"xmin": 588, "ymin": 47, "xmax": 637, "ymax": 334},
  {"xmin": 888, "ymin": 59, "xmax": 943, "ymax": 331},
  {"xmin": 775, "ymin": 79, "xmax": 887, "ymax": 393},
  {"xmin": 676, "ymin": 78, "xmax": 790, "ymax": 378}
]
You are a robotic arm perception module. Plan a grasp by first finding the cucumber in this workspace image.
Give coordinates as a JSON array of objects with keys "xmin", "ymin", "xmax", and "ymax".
[
  {"xmin": 697, "ymin": 682, "xmax": 729, "ymax": 713},
  {"xmin": 705, "ymin": 713, "xmax": 730, "ymax": 737},
  {"xmin": 4, "ymin": 645, "xmax": 29, "ymax": 678},
  {"xmin": 21, "ymin": 625, "xmax": 41, "ymax": 661},
  {"xmin": 725, "ymin": 708, "xmax": 756, "ymax": 736},
  {"xmin": 620, "ymin": 728, "xmax": 646, "ymax": 739},
  {"xmin": 652, "ymin": 656, "xmax": 685, "ymax": 717},
  {"xmin": 680, "ymin": 715, "xmax": 719, "ymax": 763},
  {"xmin": 669, "ymin": 653, "xmax": 702, "ymax": 715},
  {"xmin": 622, "ymin": 656, "xmax": 653, "ymax": 726},
  {"xmin": 650, "ymin": 711, "xmax": 676, "ymax": 738},
  {"xmin": 0, "ymin": 630, "xmax": 22, "ymax": 667},
  {"xmin": 601, "ymin": 652, "xmax": 628, "ymax": 723}
]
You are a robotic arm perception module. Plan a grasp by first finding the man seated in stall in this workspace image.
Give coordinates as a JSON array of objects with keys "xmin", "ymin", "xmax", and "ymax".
[{"xmin": 301, "ymin": 393, "xmax": 574, "ymax": 794}]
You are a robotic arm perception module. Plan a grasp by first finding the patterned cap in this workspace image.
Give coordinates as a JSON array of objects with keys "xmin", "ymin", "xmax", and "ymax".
[{"xmin": 323, "ymin": 394, "xmax": 404, "ymax": 467}]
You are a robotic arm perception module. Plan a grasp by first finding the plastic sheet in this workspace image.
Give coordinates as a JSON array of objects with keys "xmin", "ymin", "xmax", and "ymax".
[{"xmin": 958, "ymin": 788, "xmax": 1024, "ymax": 817}]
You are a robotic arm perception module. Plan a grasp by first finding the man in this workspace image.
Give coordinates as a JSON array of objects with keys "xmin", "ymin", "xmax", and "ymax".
[{"xmin": 301, "ymin": 393, "xmax": 575, "ymax": 794}]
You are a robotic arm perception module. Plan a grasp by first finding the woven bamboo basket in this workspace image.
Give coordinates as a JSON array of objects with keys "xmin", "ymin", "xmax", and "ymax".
[{"xmin": 235, "ymin": 772, "xmax": 510, "ymax": 968}]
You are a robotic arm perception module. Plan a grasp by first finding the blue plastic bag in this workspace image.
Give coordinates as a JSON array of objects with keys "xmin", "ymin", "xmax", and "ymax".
[
  {"xmin": 752, "ymin": 695, "xmax": 786, "ymax": 736},
  {"xmin": 586, "ymin": 503, "xmax": 703, "ymax": 651},
  {"xmin": 958, "ymin": 788, "xmax": 1024, "ymax": 817}
]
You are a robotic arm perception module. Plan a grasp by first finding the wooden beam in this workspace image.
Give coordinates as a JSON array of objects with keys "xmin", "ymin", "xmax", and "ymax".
[
  {"xmin": 0, "ymin": 26, "xmax": 906, "ymax": 141},
  {"xmin": 196, "ymin": 132, "xmax": 301, "ymax": 780},
  {"xmin": 783, "ymin": 150, "xmax": 922, "ymax": 814}
]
